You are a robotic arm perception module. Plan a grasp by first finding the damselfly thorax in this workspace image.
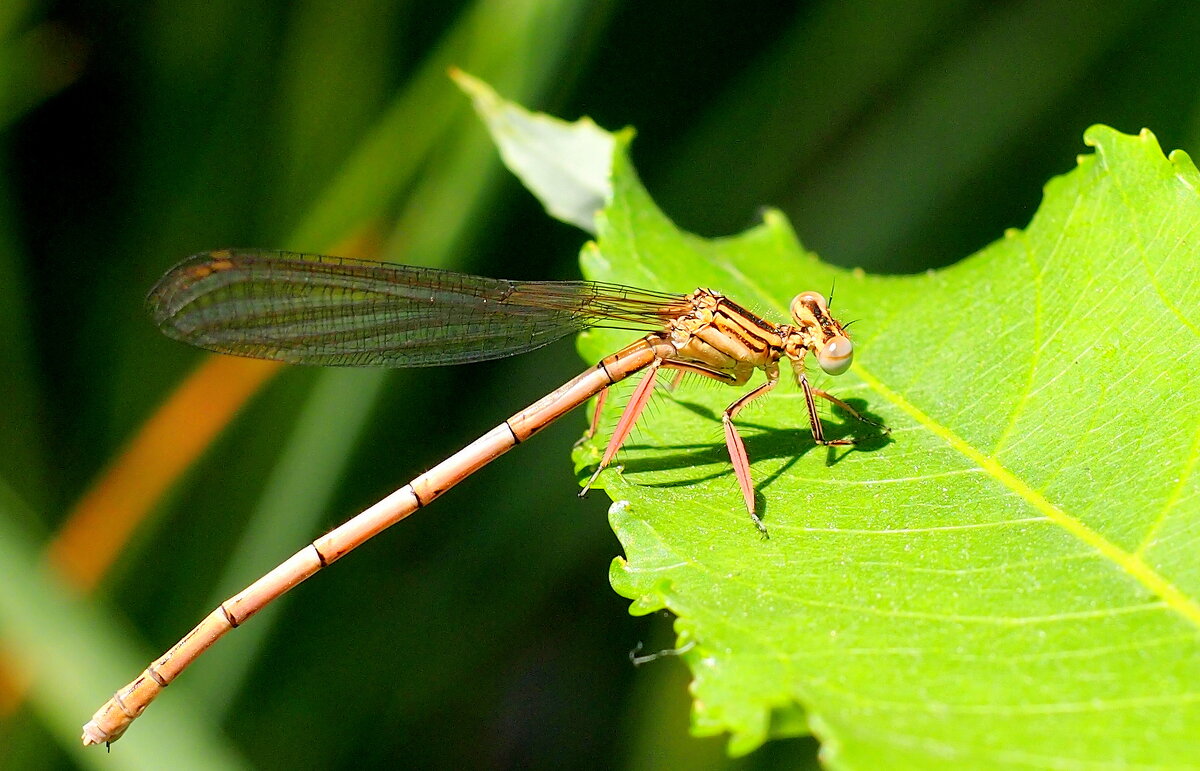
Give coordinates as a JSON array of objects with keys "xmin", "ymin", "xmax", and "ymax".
[
  {"xmin": 578, "ymin": 285, "xmax": 866, "ymax": 526},
  {"xmin": 663, "ymin": 288, "xmax": 852, "ymax": 377}
]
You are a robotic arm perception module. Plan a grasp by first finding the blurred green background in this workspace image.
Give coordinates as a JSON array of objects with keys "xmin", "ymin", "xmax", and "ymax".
[{"xmin": 3, "ymin": 1, "xmax": 1200, "ymax": 768}]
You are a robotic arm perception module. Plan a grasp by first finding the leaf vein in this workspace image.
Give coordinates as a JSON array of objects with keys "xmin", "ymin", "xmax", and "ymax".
[
  {"xmin": 1134, "ymin": 418, "xmax": 1200, "ymax": 557},
  {"xmin": 851, "ymin": 364, "xmax": 1200, "ymax": 630},
  {"xmin": 786, "ymin": 515, "xmax": 1047, "ymax": 535}
]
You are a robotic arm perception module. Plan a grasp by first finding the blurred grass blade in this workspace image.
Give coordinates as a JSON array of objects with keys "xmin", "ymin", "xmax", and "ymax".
[
  {"xmin": 0, "ymin": 20, "xmax": 84, "ymax": 130},
  {"xmin": 0, "ymin": 481, "xmax": 249, "ymax": 769},
  {"xmin": 290, "ymin": 0, "xmax": 586, "ymax": 249},
  {"xmin": 661, "ymin": 0, "xmax": 973, "ymax": 236},
  {"xmin": 47, "ymin": 357, "xmax": 282, "ymax": 589},
  {"xmin": 0, "ymin": 10, "xmax": 84, "ymax": 510},
  {"xmin": 0, "ymin": 356, "xmax": 278, "ymax": 733},
  {"xmin": 0, "ymin": 0, "xmax": 33, "ymax": 40},
  {"xmin": 266, "ymin": 0, "xmax": 404, "ymax": 236},
  {"xmin": 44, "ymin": 223, "xmax": 373, "ymax": 607},
  {"xmin": 194, "ymin": 366, "xmax": 389, "ymax": 713},
  {"xmin": 0, "ymin": 169, "xmax": 46, "ymax": 512},
  {"xmin": 782, "ymin": 0, "xmax": 1143, "ymax": 269}
]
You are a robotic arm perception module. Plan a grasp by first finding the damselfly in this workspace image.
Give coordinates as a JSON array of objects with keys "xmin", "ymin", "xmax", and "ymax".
[{"xmin": 82, "ymin": 249, "xmax": 882, "ymax": 745}]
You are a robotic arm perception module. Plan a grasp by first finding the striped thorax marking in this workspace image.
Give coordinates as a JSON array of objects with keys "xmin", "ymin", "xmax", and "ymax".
[{"xmin": 669, "ymin": 290, "xmax": 784, "ymax": 372}]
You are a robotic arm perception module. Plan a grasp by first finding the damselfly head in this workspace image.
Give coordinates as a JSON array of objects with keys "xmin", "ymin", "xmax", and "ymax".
[
  {"xmin": 790, "ymin": 291, "xmax": 829, "ymax": 326},
  {"xmin": 790, "ymin": 291, "xmax": 854, "ymax": 375}
]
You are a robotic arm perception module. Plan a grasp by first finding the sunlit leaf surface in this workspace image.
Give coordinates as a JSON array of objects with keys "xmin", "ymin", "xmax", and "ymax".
[{"xmin": 552, "ymin": 125, "xmax": 1200, "ymax": 767}]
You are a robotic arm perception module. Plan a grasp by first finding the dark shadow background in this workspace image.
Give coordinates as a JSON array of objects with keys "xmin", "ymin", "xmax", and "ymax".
[{"xmin": 3, "ymin": 1, "xmax": 1199, "ymax": 768}]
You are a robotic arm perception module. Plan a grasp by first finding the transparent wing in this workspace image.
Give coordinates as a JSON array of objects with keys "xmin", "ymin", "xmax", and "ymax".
[{"xmin": 147, "ymin": 250, "xmax": 689, "ymax": 367}]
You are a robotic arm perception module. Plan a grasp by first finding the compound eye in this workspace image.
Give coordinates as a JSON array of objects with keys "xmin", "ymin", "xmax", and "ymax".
[
  {"xmin": 790, "ymin": 291, "xmax": 827, "ymax": 323},
  {"xmin": 817, "ymin": 335, "xmax": 853, "ymax": 375}
]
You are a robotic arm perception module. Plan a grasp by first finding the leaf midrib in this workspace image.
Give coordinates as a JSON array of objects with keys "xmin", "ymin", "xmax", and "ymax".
[{"xmin": 852, "ymin": 363, "xmax": 1200, "ymax": 630}]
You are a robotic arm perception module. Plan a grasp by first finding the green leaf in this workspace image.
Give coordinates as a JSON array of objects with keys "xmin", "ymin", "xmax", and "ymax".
[
  {"xmin": 480, "ymin": 79, "xmax": 1200, "ymax": 767},
  {"xmin": 453, "ymin": 68, "xmax": 615, "ymax": 233}
]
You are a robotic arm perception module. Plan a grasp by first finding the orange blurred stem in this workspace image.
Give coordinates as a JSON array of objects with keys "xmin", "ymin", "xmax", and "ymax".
[{"xmin": 48, "ymin": 356, "xmax": 281, "ymax": 589}]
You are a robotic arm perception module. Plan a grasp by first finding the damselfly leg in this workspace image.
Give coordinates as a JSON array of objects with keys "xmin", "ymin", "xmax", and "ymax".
[{"xmin": 580, "ymin": 351, "xmax": 884, "ymax": 536}]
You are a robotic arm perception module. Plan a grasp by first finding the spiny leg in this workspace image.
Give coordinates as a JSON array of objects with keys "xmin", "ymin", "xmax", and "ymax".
[
  {"xmin": 580, "ymin": 358, "xmax": 747, "ymax": 518},
  {"xmin": 659, "ymin": 358, "xmax": 743, "ymax": 393},
  {"xmin": 657, "ymin": 360, "xmax": 770, "ymax": 532},
  {"xmin": 801, "ymin": 372, "xmax": 849, "ymax": 444},
  {"xmin": 580, "ymin": 357, "xmax": 720, "ymax": 446},
  {"xmin": 796, "ymin": 365, "xmax": 873, "ymax": 444},
  {"xmin": 580, "ymin": 359, "xmax": 663, "ymax": 495},
  {"xmin": 573, "ymin": 387, "xmax": 609, "ymax": 448},
  {"xmin": 810, "ymin": 387, "xmax": 890, "ymax": 435},
  {"xmin": 721, "ymin": 363, "xmax": 780, "ymax": 536}
]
